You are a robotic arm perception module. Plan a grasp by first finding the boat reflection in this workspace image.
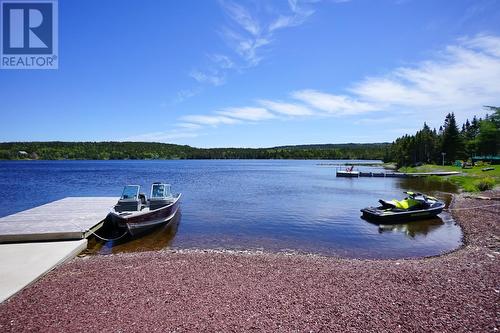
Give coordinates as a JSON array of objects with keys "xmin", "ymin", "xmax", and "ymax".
[
  {"xmin": 87, "ymin": 210, "xmax": 181, "ymax": 255},
  {"xmin": 374, "ymin": 217, "xmax": 444, "ymax": 238}
]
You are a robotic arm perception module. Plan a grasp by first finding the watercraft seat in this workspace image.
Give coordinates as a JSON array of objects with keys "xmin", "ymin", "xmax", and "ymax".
[
  {"xmin": 139, "ymin": 193, "xmax": 147, "ymax": 205},
  {"xmin": 379, "ymin": 199, "xmax": 397, "ymax": 209},
  {"xmin": 114, "ymin": 199, "xmax": 140, "ymax": 212},
  {"xmin": 149, "ymin": 198, "xmax": 174, "ymax": 210},
  {"xmin": 378, "ymin": 198, "xmax": 423, "ymax": 211},
  {"xmin": 138, "ymin": 193, "xmax": 147, "ymax": 210}
]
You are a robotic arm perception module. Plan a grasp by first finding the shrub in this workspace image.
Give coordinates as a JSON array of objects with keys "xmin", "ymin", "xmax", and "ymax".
[
  {"xmin": 474, "ymin": 161, "xmax": 490, "ymax": 167},
  {"xmin": 475, "ymin": 177, "xmax": 496, "ymax": 191}
]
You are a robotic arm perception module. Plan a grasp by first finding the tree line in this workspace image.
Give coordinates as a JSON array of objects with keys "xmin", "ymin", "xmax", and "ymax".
[
  {"xmin": 387, "ymin": 106, "xmax": 500, "ymax": 167},
  {"xmin": 0, "ymin": 142, "xmax": 390, "ymax": 161},
  {"xmin": 3, "ymin": 107, "xmax": 496, "ymax": 164}
]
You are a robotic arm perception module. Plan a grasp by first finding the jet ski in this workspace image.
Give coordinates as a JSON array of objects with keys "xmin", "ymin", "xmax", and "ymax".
[{"xmin": 361, "ymin": 191, "xmax": 445, "ymax": 223}]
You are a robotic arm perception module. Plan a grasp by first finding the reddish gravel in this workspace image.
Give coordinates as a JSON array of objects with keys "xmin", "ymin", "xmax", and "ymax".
[{"xmin": 0, "ymin": 192, "xmax": 499, "ymax": 332}]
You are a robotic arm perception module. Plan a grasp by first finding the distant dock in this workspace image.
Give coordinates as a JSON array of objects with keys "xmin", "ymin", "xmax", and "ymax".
[
  {"xmin": 336, "ymin": 171, "xmax": 461, "ymax": 178},
  {"xmin": 0, "ymin": 197, "xmax": 116, "ymax": 302}
]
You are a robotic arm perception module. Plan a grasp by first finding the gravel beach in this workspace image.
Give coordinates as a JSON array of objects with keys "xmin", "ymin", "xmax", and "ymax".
[{"xmin": 0, "ymin": 192, "xmax": 498, "ymax": 332}]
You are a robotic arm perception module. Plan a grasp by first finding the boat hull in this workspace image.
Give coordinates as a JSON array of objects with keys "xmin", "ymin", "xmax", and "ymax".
[
  {"xmin": 336, "ymin": 171, "xmax": 360, "ymax": 178},
  {"xmin": 360, "ymin": 202, "xmax": 445, "ymax": 224},
  {"xmin": 108, "ymin": 194, "xmax": 181, "ymax": 236}
]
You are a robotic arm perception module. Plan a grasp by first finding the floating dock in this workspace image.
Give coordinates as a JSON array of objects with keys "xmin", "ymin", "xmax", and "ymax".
[
  {"xmin": 0, "ymin": 197, "xmax": 116, "ymax": 302},
  {"xmin": 0, "ymin": 197, "xmax": 117, "ymax": 243},
  {"xmin": 336, "ymin": 171, "xmax": 461, "ymax": 178}
]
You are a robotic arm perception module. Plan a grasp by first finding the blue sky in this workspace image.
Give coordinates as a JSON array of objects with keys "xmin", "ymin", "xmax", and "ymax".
[{"xmin": 1, "ymin": 0, "xmax": 500, "ymax": 147}]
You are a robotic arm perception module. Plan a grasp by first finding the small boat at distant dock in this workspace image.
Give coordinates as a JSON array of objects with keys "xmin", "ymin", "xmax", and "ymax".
[
  {"xmin": 336, "ymin": 166, "xmax": 360, "ymax": 177},
  {"xmin": 108, "ymin": 183, "xmax": 181, "ymax": 236}
]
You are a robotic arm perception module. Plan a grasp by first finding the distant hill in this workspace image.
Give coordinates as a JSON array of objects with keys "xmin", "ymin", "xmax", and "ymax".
[
  {"xmin": 0, "ymin": 141, "xmax": 391, "ymax": 160},
  {"xmin": 273, "ymin": 143, "xmax": 390, "ymax": 150}
]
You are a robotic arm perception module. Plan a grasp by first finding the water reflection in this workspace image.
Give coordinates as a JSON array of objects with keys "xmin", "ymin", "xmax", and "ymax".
[
  {"xmin": 87, "ymin": 211, "xmax": 181, "ymax": 255},
  {"xmin": 373, "ymin": 218, "xmax": 444, "ymax": 238},
  {"xmin": 397, "ymin": 177, "xmax": 459, "ymax": 195}
]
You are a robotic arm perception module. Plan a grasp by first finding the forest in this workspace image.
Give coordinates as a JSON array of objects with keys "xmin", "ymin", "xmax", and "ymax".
[
  {"xmin": 0, "ymin": 142, "xmax": 390, "ymax": 161},
  {"xmin": 387, "ymin": 106, "xmax": 500, "ymax": 167}
]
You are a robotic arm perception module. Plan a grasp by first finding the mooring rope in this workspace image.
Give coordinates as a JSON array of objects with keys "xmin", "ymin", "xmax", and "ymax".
[
  {"xmin": 67, "ymin": 216, "xmax": 129, "ymax": 242},
  {"xmin": 445, "ymin": 203, "xmax": 500, "ymax": 211},
  {"xmin": 87, "ymin": 228, "xmax": 129, "ymax": 242}
]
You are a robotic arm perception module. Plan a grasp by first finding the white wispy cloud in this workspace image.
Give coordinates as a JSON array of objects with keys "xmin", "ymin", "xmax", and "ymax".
[
  {"xmin": 460, "ymin": 34, "xmax": 500, "ymax": 57},
  {"xmin": 185, "ymin": 0, "xmax": 319, "ymax": 91},
  {"xmin": 291, "ymin": 90, "xmax": 378, "ymax": 115},
  {"xmin": 269, "ymin": 0, "xmax": 315, "ymax": 32},
  {"xmin": 181, "ymin": 114, "xmax": 240, "ymax": 126},
  {"xmin": 218, "ymin": 107, "xmax": 276, "ymax": 121},
  {"xmin": 176, "ymin": 122, "xmax": 202, "ymax": 130},
  {"xmin": 258, "ymin": 99, "xmax": 314, "ymax": 116},
  {"xmin": 146, "ymin": 34, "xmax": 500, "ymax": 143},
  {"xmin": 208, "ymin": 54, "xmax": 235, "ymax": 69},
  {"xmin": 349, "ymin": 34, "xmax": 500, "ymax": 120},
  {"xmin": 268, "ymin": 15, "xmax": 296, "ymax": 32},
  {"xmin": 189, "ymin": 70, "xmax": 225, "ymax": 86},
  {"xmin": 172, "ymin": 88, "xmax": 201, "ymax": 104},
  {"xmin": 218, "ymin": 0, "xmax": 267, "ymax": 66},
  {"xmin": 181, "ymin": 34, "xmax": 500, "ymax": 133},
  {"xmin": 219, "ymin": 0, "xmax": 317, "ymax": 67},
  {"xmin": 219, "ymin": 26, "xmax": 271, "ymax": 67},
  {"xmin": 219, "ymin": 0, "xmax": 261, "ymax": 36}
]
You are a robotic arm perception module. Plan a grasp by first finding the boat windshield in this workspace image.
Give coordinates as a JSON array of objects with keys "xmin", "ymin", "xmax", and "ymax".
[
  {"xmin": 121, "ymin": 185, "xmax": 140, "ymax": 200},
  {"xmin": 151, "ymin": 183, "xmax": 172, "ymax": 199}
]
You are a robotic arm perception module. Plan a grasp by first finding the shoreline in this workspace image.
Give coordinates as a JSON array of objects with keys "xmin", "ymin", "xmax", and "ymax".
[
  {"xmin": 0, "ymin": 192, "xmax": 498, "ymax": 332},
  {"xmin": 397, "ymin": 164, "xmax": 499, "ymax": 192}
]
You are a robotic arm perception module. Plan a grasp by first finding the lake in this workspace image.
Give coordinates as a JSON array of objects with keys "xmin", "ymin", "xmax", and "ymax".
[{"xmin": 0, "ymin": 160, "xmax": 463, "ymax": 259}]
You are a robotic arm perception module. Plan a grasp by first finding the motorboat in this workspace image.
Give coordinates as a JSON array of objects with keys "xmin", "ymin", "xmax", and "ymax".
[
  {"xmin": 108, "ymin": 183, "xmax": 181, "ymax": 236},
  {"xmin": 360, "ymin": 191, "xmax": 445, "ymax": 223},
  {"xmin": 336, "ymin": 165, "xmax": 360, "ymax": 178}
]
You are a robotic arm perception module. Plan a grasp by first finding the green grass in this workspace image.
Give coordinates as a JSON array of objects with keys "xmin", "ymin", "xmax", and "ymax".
[{"xmin": 397, "ymin": 164, "xmax": 499, "ymax": 192}]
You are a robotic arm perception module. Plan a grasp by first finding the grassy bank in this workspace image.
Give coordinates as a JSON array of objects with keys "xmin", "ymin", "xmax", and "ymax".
[{"xmin": 398, "ymin": 164, "xmax": 499, "ymax": 192}]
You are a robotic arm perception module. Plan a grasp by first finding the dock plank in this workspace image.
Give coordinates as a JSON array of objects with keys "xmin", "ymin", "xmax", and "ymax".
[{"xmin": 0, "ymin": 197, "xmax": 117, "ymax": 243}]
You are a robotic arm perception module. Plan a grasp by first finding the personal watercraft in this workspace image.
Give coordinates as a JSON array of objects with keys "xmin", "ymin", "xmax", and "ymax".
[{"xmin": 361, "ymin": 191, "xmax": 445, "ymax": 223}]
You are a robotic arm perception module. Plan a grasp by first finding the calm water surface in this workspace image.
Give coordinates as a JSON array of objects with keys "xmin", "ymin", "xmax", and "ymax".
[{"xmin": 0, "ymin": 160, "xmax": 463, "ymax": 259}]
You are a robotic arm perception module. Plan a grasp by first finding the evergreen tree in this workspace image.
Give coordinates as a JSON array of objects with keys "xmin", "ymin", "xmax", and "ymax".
[
  {"xmin": 389, "ymin": 108, "xmax": 498, "ymax": 167},
  {"xmin": 476, "ymin": 106, "xmax": 500, "ymax": 155},
  {"xmin": 441, "ymin": 113, "xmax": 464, "ymax": 163}
]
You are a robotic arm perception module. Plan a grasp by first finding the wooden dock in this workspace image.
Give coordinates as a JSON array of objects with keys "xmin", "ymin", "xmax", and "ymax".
[{"xmin": 0, "ymin": 197, "xmax": 117, "ymax": 243}]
